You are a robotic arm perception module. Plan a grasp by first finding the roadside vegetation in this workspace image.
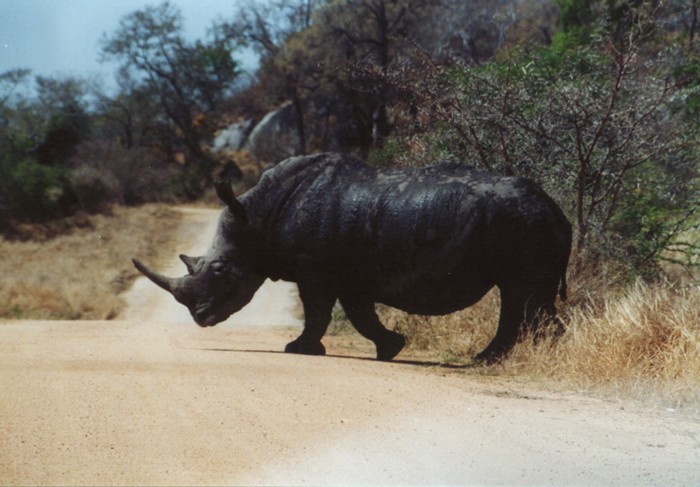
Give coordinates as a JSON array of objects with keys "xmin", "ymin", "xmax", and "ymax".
[
  {"xmin": 380, "ymin": 278, "xmax": 699, "ymax": 411},
  {"xmin": 1, "ymin": 1, "xmax": 698, "ymax": 408},
  {"xmin": 329, "ymin": 268, "xmax": 699, "ymax": 410},
  {"xmin": 0, "ymin": 205, "xmax": 182, "ymax": 320}
]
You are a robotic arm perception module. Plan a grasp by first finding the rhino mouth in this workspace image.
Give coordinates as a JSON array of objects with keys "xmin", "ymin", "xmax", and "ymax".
[
  {"xmin": 193, "ymin": 305, "xmax": 222, "ymax": 327},
  {"xmin": 195, "ymin": 315, "xmax": 219, "ymax": 327},
  {"xmin": 193, "ymin": 302, "xmax": 242, "ymax": 327}
]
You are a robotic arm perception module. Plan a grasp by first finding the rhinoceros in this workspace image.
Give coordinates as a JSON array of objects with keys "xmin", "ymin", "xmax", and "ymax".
[{"xmin": 134, "ymin": 153, "xmax": 572, "ymax": 363}]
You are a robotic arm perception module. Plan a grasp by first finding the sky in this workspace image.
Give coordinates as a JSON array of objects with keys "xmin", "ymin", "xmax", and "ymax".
[{"xmin": 0, "ymin": 0, "xmax": 258, "ymax": 94}]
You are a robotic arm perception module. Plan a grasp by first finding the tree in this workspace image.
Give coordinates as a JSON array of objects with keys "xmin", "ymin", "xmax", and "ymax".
[
  {"xmin": 100, "ymin": 1, "xmax": 239, "ymax": 184},
  {"xmin": 34, "ymin": 75, "xmax": 93, "ymax": 166},
  {"xmin": 400, "ymin": 2, "xmax": 698, "ymax": 271},
  {"xmin": 222, "ymin": 0, "xmax": 319, "ymax": 58},
  {"xmin": 217, "ymin": 0, "xmax": 323, "ymax": 155},
  {"xmin": 0, "ymin": 69, "xmax": 32, "ymax": 156},
  {"xmin": 316, "ymin": 0, "xmax": 430, "ymax": 148},
  {"xmin": 95, "ymin": 67, "xmax": 166, "ymax": 151},
  {"xmin": 223, "ymin": 0, "xmax": 435, "ymax": 154},
  {"xmin": 0, "ymin": 72, "xmax": 91, "ymax": 222},
  {"xmin": 0, "ymin": 68, "xmax": 31, "ymax": 106}
]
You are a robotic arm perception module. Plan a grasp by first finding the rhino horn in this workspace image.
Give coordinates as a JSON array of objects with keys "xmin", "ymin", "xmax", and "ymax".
[
  {"xmin": 132, "ymin": 258, "xmax": 185, "ymax": 297},
  {"xmin": 179, "ymin": 254, "xmax": 201, "ymax": 275}
]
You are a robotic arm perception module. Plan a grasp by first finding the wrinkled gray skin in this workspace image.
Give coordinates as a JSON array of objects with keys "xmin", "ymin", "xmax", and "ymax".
[{"xmin": 134, "ymin": 153, "xmax": 572, "ymax": 363}]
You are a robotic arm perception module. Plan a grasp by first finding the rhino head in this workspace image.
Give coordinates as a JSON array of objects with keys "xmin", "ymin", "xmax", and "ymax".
[{"xmin": 132, "ymin": 181, "xmax": 265, "ymax": 327}]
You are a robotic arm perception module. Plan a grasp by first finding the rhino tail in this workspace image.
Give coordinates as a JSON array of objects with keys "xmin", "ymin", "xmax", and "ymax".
[
  {"xmin": 558, "ymin": 219, "xmax": 572, "ymax": 303},
  {"xmin": 558, "ymin": 270, "xmax": 568, "ymax": 302}
]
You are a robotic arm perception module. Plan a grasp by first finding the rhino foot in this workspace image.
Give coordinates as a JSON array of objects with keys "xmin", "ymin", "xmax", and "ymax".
[
  {"xmin": 375, "ymin": 331, "xmax": 406, "ymax": 362},
  {"xmin": 474, "ymin": 347, "xmax": 509, "ymax": 365},
  {"xmin": 285, "ymin": 338, "xmax": 326, "ymax": 356}
]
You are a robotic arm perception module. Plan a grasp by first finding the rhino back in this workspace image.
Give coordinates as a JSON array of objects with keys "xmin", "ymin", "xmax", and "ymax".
[{"xmin": 245, "ymin": 154, "xmax": 569, "ymax": 311}]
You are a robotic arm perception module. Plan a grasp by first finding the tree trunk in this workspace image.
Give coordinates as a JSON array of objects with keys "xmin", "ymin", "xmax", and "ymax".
[
  {"xmin": 690, "ymin": 0, "xmax": 698, "ymax": 51},
  {"xmin": 292, "ymin": 93, "xmax": 307, "ymax": 156},
  {"xmin": 372, "ymin": 100, "xmax": 386, "ymax": 148},
  {"xmin": 372, "ymin": 0, "xmax": 390, "ymax": 148}
]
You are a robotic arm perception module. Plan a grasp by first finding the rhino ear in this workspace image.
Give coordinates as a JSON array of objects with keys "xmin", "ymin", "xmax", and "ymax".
[{"xmin": 215, "ymin": 180, "xmax": 247, "ymax": 222}]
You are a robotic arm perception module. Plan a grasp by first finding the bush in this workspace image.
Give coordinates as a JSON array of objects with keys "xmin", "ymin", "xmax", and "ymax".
[
  {"xmin": 388, "ymin": 38, "xmax": 698, "ymax": 277},
  {"xmin": 0, "ymin": 140, "xmax": 181, "ymax": 227},
  {"xmin": 0, "ymin": 156, "xmax": 73, "ymax": 222},
  {"xmin": 70, "ymin": 164, "xmax": 122, "ymax": 213},
  {"xmin": 69, "ymin": 141, "xmax": 176, "ymax": 208}
]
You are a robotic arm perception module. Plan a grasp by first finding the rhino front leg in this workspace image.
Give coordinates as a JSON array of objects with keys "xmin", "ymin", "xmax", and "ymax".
[
  {"xmin": 285, "ymin": 279, "xmax": 336, "ymax": 356},
  {"xmin": 339, "ymin": 297, "xmax": 406, "ymax": 361}
]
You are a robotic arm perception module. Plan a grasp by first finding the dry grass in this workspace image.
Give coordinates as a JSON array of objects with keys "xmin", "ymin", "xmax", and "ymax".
[
  {"xmin": 0, "ymin": 205, "xmax": 182, "ymax": 320},
  {"xmin": 375, "ymin": 279, "xmax": 699, "ymax": 411},
  {"xmin": 505, "ymin": 282, "xmax": 700, "ymax": 410},
  {"xmin": 384, "ymin": 292, "xmax": 500, "ymax": 363}
]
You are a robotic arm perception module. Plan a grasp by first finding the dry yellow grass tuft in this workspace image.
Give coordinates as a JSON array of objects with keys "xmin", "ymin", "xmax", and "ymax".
[
  {"xmin": 385, "ymin": 290, "xmax": 500, "ymax": 363},
  {"xmin": 504, "ymin": 282, "xmax": 700, "ymax": 409},
  {"xmin": 380, "ymin": 279, "xmax": 699, "ymax": 410},
  {"xmin": 0, "ymin": 205, "xmax": 182, "ymax": 320}
]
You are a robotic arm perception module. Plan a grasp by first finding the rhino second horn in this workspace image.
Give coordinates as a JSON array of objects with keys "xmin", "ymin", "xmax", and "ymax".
[
  {"xmin": 179, "ymin": 254, "xmax": 201, "ymax": 275},
  {"xmin": 132, "ymin": 258, "xmax": 178, "ymax": 293}
]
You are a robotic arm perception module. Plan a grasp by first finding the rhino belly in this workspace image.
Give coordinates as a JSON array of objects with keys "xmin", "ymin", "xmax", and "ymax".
[{"xmin": 370, "ymin": 266, "xmax": 495, "ymax": 316}]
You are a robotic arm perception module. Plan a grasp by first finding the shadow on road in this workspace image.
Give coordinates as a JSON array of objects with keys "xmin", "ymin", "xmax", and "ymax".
[{"xmin": 192, "ymin": 347, "xmax": 479, "ymax": 370}]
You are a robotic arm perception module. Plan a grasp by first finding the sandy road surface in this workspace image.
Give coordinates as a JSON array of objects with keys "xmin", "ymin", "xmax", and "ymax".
[{"xmin": 1, "ymin": 208, "xmax": 699, "ymax": 486}]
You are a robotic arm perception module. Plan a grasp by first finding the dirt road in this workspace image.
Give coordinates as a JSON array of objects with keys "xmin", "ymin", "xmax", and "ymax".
[{"xmin": 1, "ymin": 208, "xmax": 698, "ymax": 485}]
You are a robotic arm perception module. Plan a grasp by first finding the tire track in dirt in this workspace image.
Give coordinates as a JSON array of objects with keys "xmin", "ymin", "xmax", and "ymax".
[{"xmin": 1, "ymin": 207, "xmax": 698, "ymax": 485}]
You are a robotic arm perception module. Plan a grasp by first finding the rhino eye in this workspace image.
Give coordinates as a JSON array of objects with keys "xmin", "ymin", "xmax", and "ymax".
[{"xmin": 211, "ymin": 261, "xmax": 226, "ymax": 274}]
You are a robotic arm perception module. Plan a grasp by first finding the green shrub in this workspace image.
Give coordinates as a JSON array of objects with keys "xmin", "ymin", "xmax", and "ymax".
[
  {"xmin": 415, "ymin": 38, "xmax": 698, "ymax": 277},
  {"xmin": 0, "ymin": 156, "xmax": 73, "ymax": 222}
]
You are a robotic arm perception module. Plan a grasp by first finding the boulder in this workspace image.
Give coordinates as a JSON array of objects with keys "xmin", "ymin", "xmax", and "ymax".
[
  {"xmin": 244, "ymin": 102, "xmax": 301, "ymax": 162},
  {"xmin": 211, "ymin": 119, "xmax": 256, "ymax": 153}
]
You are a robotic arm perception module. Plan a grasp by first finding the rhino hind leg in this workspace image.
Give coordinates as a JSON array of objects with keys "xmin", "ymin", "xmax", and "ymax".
[
  {"xmin": 376, "ymin": 332, "xmax": 406, "ymax": 362},
  {"xmin": 339, "ymin": 297, "xmax": 406, "ymax": 361},
  {"xmin": 475, "ymin": 284, "xmax": 559, "ymax": 364}
]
